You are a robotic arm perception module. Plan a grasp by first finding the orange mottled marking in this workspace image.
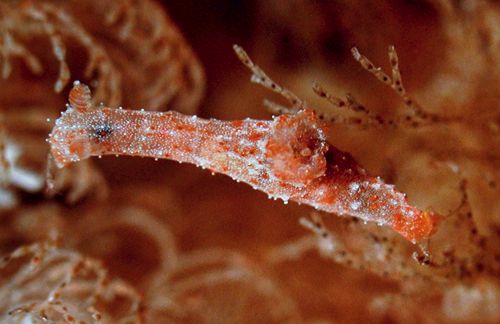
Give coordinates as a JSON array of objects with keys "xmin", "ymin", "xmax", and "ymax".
[
  {"xmin": 231, "ymin": 120, "xmax": 244, "ymax": 128},
  {"xmin": 176, "ymin": 123, "xmax": 196, "ymax": 132},
  {"xmin": 319, "ymin": 191, "xmax": 336, "ymax": 205},
  {"xmin": 69, "ymin": 141, "xmax": 85, "ymax": 156},
  {"xmin": 248, "ymin": 132, "xmax": 263, "ymax": 142},
  {"xmin": 392, "ymin": 210, "xmax": 434, "ymax": 241}
]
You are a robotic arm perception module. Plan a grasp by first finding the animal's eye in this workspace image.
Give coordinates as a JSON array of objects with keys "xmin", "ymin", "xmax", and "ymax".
[{"xmin": 91, "ymin": 122, "xmax": 113, "ymax": 142}]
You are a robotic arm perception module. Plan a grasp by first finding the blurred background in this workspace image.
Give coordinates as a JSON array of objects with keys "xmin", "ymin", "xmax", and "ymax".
[{"xmin": 0, "ymin": 0, "xmax": 499, "ymax": 322}]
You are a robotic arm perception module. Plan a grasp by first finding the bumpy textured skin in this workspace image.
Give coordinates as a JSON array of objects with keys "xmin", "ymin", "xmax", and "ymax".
[{"xmin": 49, "ymin": 83, "xmax": 437, "ymax": 242}]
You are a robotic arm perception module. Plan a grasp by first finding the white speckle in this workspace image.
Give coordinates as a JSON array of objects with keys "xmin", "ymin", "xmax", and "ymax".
[
  {"xmin": 447, "ymin": 162, "xmax": 461, "ymax": 173},
  {"xmin": 350, "ymin": 201, "xmax": 361, "ymax": 210},
  {"xmin": 349, "ymin": 182, "xmax": 360, "ymax": 193}
]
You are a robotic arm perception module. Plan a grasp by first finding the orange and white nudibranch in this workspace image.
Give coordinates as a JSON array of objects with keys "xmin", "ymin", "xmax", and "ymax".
[{"xmin": 48, "ymin": 81, "xmax": 440, "ymax": 242}]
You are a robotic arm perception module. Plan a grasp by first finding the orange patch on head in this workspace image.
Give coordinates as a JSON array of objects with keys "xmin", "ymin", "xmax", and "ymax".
[{"xmin": 69, "ymin": 141, "xmax": 86, "ymax": 157}]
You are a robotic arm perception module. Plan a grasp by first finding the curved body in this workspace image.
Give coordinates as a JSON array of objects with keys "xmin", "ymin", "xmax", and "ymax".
[{"xmin": 49, "ymin": 83, "xmax": 437, "ymax": 242}]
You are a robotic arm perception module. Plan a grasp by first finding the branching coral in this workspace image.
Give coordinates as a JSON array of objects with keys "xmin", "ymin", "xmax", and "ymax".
[
  {"xmin": 0, "ymin": 0, "xmax": 205, "ymax": 110},
  {"xmin": 146, "ymin": 248, "xmax": 301, "ymax": 322},
  {"xmin": 0, "ymin": 0, "xmax": 499, "ymax": 323},
  {"xmin": 0, "ymin": 0, "xmax": 205, "ymax": 207},
  {"xmin": 252, "ymin": 0, "xmax": 500, "ymax": 321},
  {"xmin": 0, "ymin": 241, "xmax": 143, "ymax": 323}
]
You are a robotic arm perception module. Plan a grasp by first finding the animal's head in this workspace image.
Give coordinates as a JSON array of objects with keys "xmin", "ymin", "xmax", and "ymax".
[{"xmin": 48, "ymin": 82, "xmax": 110, "ymax": 168}]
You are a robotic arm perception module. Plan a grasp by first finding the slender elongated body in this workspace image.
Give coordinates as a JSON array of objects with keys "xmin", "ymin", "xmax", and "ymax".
[{"xmin": 49, "ymin": 82, "xmax": 438, "ymax": 242}]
